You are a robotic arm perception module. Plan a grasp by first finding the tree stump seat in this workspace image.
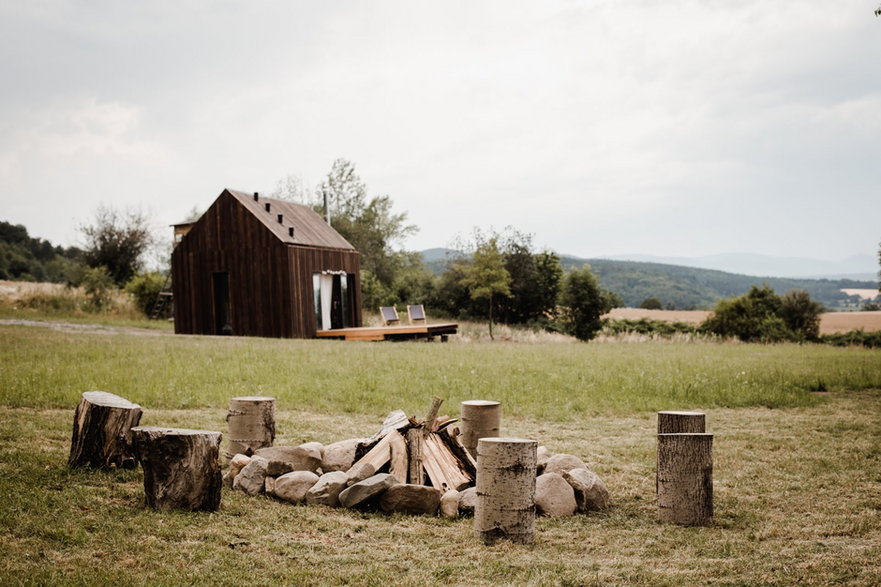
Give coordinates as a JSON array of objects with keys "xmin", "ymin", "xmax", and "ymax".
[{"xmin": 132, "ymin": 426, "xmax": 223, "ymax": 511}]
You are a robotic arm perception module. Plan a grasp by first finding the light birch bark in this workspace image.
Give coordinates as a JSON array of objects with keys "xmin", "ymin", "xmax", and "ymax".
[
  {"xmin": 460, "ymin": 400, "xmax": 501, "ymax": 459},
  {"xmin": 474, "ymin": 437, "xmax": 537, "ymax": 545},
  {"xmin": 657, "ymin": 411, "xmax": 706, "ymax": 434},
  {"xmin": 225, "ymin": 396, "xmax": 275, "ymax": 459}
]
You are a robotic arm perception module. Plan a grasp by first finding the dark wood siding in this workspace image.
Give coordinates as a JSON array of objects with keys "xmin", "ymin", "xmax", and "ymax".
[{"xmin": 172, "ymin": 190, "xmax": 361, "ymax": 338}]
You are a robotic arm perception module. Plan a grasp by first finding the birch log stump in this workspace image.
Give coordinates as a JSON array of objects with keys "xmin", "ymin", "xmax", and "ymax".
[
  {"xmin": 225, "ymin": 396, "xmax": 275, "ymax": 459},
  {"xmin": 68, "ymin": 391, "xmax": 143, "ymax": 469},
  {"xmin": 658, "ymin": 411, "xmax": 706, "ymax": 434},
  {"xmin": 132, "ymin": 426, "xmax": 222, "ymax": 511},
  {"xmin": 474, "ymin": 437, "xmax": 537, "ymax": 545},
  {"xmin": 657, "ymin": 433, "xmax": 713, "ymax": 526},
  {"xmin": 460, "ymin": 400, "xmax": 501, "ymax": 459}
]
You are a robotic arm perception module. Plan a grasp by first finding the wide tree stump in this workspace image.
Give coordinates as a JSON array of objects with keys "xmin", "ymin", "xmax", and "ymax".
[
  {"xmin": 658, "ymin": 411, "xmax": 706, "ymax": 434},
  {"xmin": 68, "ymin": 391, "xmax": 143, "ymax": 469},
  {"xmin": 657, "ymin": 433, "xmax": 713, "ymax": 526},
  {"xmin": 132, "ymin": 426, "xmax": 223, "ymax": 511},
  {"xmin": 460, "ymin": 400, "xmax": 501, "ymax": 458},
  {"xmin": 474, "ymin": 437, "xmax": 537, "ymax": 545},
  {"xmin": 225, "ymin": 396, "xmax": 275, "ymax": 459}
]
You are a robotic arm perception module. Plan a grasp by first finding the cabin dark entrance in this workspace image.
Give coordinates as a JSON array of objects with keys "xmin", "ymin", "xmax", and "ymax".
[
  {"xmin": 313, "ymin": 272, "xmax": 355, "ymax": 331},
  {"xmin": 212, "ymin": 272, "xmax": 231, "ymax": 335}
]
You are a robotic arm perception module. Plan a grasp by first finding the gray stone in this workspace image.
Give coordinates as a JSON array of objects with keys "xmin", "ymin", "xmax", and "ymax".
[
  {"xmin": 535, "ymin": 472, "xmax": 577, "ymax": 517},
  {"xmin": 322, "ymin": 438, "xmax": 362, "ymax": 472},
  {"xmin": 563, "ymin": 468, "xmax": 610, "ymax": 512},
  {"xmin": 299, "ymin": 441, "xmax": 324, "ymax": 461},
  {"xmin": 224, "ymin": 453, "xmax": 252, "ymax": 487},
  {"xmin": 264, "ymin": 475, "xmax": 276, "ymax": 495},
  {"xmin": 338, "ymin": 473, "xmax": 399, "ymax": 508},
  {"xmin": 458, "ymin": 486, "xmax": 478, "ymax": 515},
  {"xmin": 379, "ymin": 484, "xmax": 442, "ymax": 516},
  {"xmin": 543, "ymin": 453, "xmax": 588, "ymax": 476},
  {"xmin": 305, "ymin": 471, "xmax": 349, "ymax": 507},
  {"xmin": 274, "ymin": 470, "xmax": 320, "ymax": 504},
  {"xmin": 440, "ymin": 489, "xmax": 461, "ymax": 518},
  {"xmin": 254, "ymin": 446, "xmax": 322, "ymax": 476},
  {"xmin": 536, "ymin": 446, "xmax": 552, "ymax": 475},
  {"xmin": 346, "ymin": 462, "xmax": 376, "ymax": 486},
  {"xmin": 232, "ymin": 455, "xmax": 268, "ymax": 496}
]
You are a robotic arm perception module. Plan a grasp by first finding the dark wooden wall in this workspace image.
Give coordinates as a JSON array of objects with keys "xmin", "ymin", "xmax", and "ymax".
[{"xmin": 172, "ymin": 191, "xmax": 361, "ymax": 338}]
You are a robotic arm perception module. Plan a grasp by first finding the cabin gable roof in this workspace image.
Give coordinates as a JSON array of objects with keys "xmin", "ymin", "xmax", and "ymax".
[{"xmin": 224, "ymin": 189, "xmax": 356, "ymax": 251}]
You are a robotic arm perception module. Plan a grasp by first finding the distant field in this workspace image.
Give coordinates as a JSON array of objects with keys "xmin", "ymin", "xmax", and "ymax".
[
  {"xmin": 841, "ymin": 288, "xmax": 880, "ymax": 300},
  {"xmin": 606, "ymin": 308, "xmax": 881, "ymax": 334}
]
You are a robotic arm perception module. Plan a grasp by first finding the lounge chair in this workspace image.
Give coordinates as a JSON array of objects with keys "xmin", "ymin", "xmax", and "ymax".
[
  {"xmin": 379, "ymin": 306, "xmax": 400, "ymax": 326},
  {"xmin": 407, "ymin": 304, "xmax": 426, "ymax": 325}
]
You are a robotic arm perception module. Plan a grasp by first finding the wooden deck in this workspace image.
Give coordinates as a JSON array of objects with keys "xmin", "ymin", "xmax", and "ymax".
[{"xmin": 314, "ymin": 322, "xmax": 459, "ymax": 342}]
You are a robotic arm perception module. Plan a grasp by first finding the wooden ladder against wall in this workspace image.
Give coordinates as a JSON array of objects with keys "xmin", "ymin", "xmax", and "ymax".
[{"xmin": 150, "ymin": 274, "xmax": 173, "ymax": 320}]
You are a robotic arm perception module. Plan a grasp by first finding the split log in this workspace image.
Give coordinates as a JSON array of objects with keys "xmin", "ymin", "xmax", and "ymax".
[
  {"xmin": 68, "ymin": 391, "xmax": 143, "ymax": 469},
  {"xmin": 225, "ymin": 396, "xmax": 275, "ymax": 459},
  {"xmin": 132, "ymin": 426, "xmax": 223, "ymax": 511},
  {"xmin": 349, "ymin": 430, "xmax": 395, "ymax": 474},
  {"xmin": 474, "ymin": 437, "xmax": 537, "ymax": 545},
  {"xmin": 406, "ymin": 428, "xmax": 424, "ymax": 485},
  {"xmin": 388, "ymin": 429, "xmax": 409, "ymax": 483},
  {"xmin": 459, "ymin": 400, "xmax": 500, "ymax": 458},
  {"xmin": 657, "ymin": 433, "xmax": 713, "ymax": 526},
  {"xmin": 422, "ymin": 433, "xmax": 472, "ymax": 491},
  {"xmin": 658, "ymin": 411, "xmax": 706, "ymax": 434},
  {"xmin": 422, "ymin": 396, "xmax": 444, "ymax": 435},
  {"xmin": 438, "ymin": 426, "xmax": 477, "ymax": 480}
]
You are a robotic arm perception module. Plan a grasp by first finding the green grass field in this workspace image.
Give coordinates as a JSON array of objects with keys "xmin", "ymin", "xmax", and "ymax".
[{"xmin": 1, "ymin": 323, "xmax": 880, "ymax": 585}]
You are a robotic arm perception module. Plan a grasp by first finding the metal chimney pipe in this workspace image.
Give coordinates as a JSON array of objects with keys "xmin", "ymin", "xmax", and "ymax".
[
  {"xmin": 253, "ymin": 192, "xmax": 259, "ymax": 201},
  {"xmin": 265, "ymin": 202, "xmax": 271, "ymax": 212},
  {"xmin": 277, "ymin": 214, "xmax": 283, "ymax": 224},
  {"xmin": 288, "ymin": 227, "xmax": 294, "ymax": 238},
  {"xmin": 323, "ymin": 188, "xmax": 330, "ymax": 225}
]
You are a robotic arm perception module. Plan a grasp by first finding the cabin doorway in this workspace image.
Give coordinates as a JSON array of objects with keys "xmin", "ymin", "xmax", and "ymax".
[
  {"xmin": 212, "ymin": 272, "xmax": 232, "ymax": 335},
  {"xmin": 313, "ymin": 272, "xmax": 354, "ymax": 331}
]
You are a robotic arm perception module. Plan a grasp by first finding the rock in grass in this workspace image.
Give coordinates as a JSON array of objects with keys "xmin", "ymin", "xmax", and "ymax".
[
  {"xmin": 379, "ymin": 484, "xmax": 441, "ymax": 516},
  {"xmin": 543, "ymin": 453, "xmax": 587, "ymax": 476},
  {"xmin": 223, "ymin": 453, "xmax": 252, "ymax": 488},
  {"xmin": 274, "ymin": 471, "xmax": 320, "ymax": 504},
  {"xmin": 440, "ymin": 490, "xmax": 461, "ymax": 518},
  {"xmin": 458, "ymin": 487, "xmax": 478, "ymax": 515},
  {"xmin": 536, "ymin": 446, "xmax": 552, "ymax": 475},
  {"xmin": 535, "ymin": 472, "xmax": 577, "ymax": 517},
  {"xmin": 305, "ymin": 471, "xmax": 349, "ymax": 507},
  {"xmin": 322, "ymin": 438, "xmax": 362, "ymax": 472},
  {"xmin": 563, "ymin": 468, "xmax": 610, "ymax": 512},
  {"xmin": 254, "ymin": 446, "xmax": 321, "ymax": 476},
  {"xmin": 339, "ymin": 473, "xmax": 399, "ymax": 508},
  {"xmin": 233, "ymin": 456, "xmax": 268, "ymax": 496},
  {"xmin": 299, "ymin": 442, "xmax": 324, "ymax": 461}
]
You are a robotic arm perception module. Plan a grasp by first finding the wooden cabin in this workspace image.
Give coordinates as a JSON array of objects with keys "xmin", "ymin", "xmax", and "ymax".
[{"xmin": 171, "ymin": 189, "xmax": 361, "ymax": 338}]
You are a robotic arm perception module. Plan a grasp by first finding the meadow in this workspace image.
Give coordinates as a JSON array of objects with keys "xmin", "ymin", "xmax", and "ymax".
[{"xmin": 1, "ymin": 323, "xmax": 880, "ymax": 585}]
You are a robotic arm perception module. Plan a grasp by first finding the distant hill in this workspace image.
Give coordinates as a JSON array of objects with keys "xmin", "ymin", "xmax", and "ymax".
[
  {"xmin": 597, "ymin": 252, "xmax": 877, "ymax": 281},
  {"xmin": 418, "ymin": 248, "xmax": 878, "ymax": 311},
  {"xmin": 561, "ymin": 256, "xmax": 876, "ymax": 310},
  {"xmin": 0, "ymin": 220, "xmax": 82, "ymax": 282}
]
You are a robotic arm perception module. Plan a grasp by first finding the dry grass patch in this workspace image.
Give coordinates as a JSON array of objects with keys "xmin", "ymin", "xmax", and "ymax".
[{"xmin": 820, "ymin": 311, "xmax": 881, "ymax": 334}]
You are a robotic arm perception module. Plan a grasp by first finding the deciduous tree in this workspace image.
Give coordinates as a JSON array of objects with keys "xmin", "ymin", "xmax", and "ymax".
[
  {"xmin": 460, "ymin": 237, "xmax": 511, "ymax": 340},
  {"xmin": 79, "ymin": 206, "xmax": 154, "ymax": 286},
  {"xmin": 558, "ymin": 265, "xmax": 616, "ymax": 341}
]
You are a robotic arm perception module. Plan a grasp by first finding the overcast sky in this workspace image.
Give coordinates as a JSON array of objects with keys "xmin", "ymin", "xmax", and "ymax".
[{"xmin": 1, "ymin": 1, "xmax": 879, "ymax": 270}]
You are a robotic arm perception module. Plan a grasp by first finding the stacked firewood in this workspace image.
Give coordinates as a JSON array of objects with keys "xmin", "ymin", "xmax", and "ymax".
[{"xmin": 225, "ymin": 398, "xmax": 480, "ymax": 516}]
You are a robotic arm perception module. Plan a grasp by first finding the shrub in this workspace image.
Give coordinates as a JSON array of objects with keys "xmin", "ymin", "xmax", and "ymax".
[
  {"xmin": 639, "ymin": 297, "xmax": 663, "ymax": 310},
  {"xmin": 701, "ymin": 285, "xmax": 822, "ymax": 343},
  {"xmin": 557, "ymin": 266, "xmax": 617, "ymax": 341},
  {"xmin": 81, "ymin": 266, "xmax": 115, "ymax": 312},
  {"xmin": 125, "ymin": 272, "xmax": 166, "ymax": 317}
]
